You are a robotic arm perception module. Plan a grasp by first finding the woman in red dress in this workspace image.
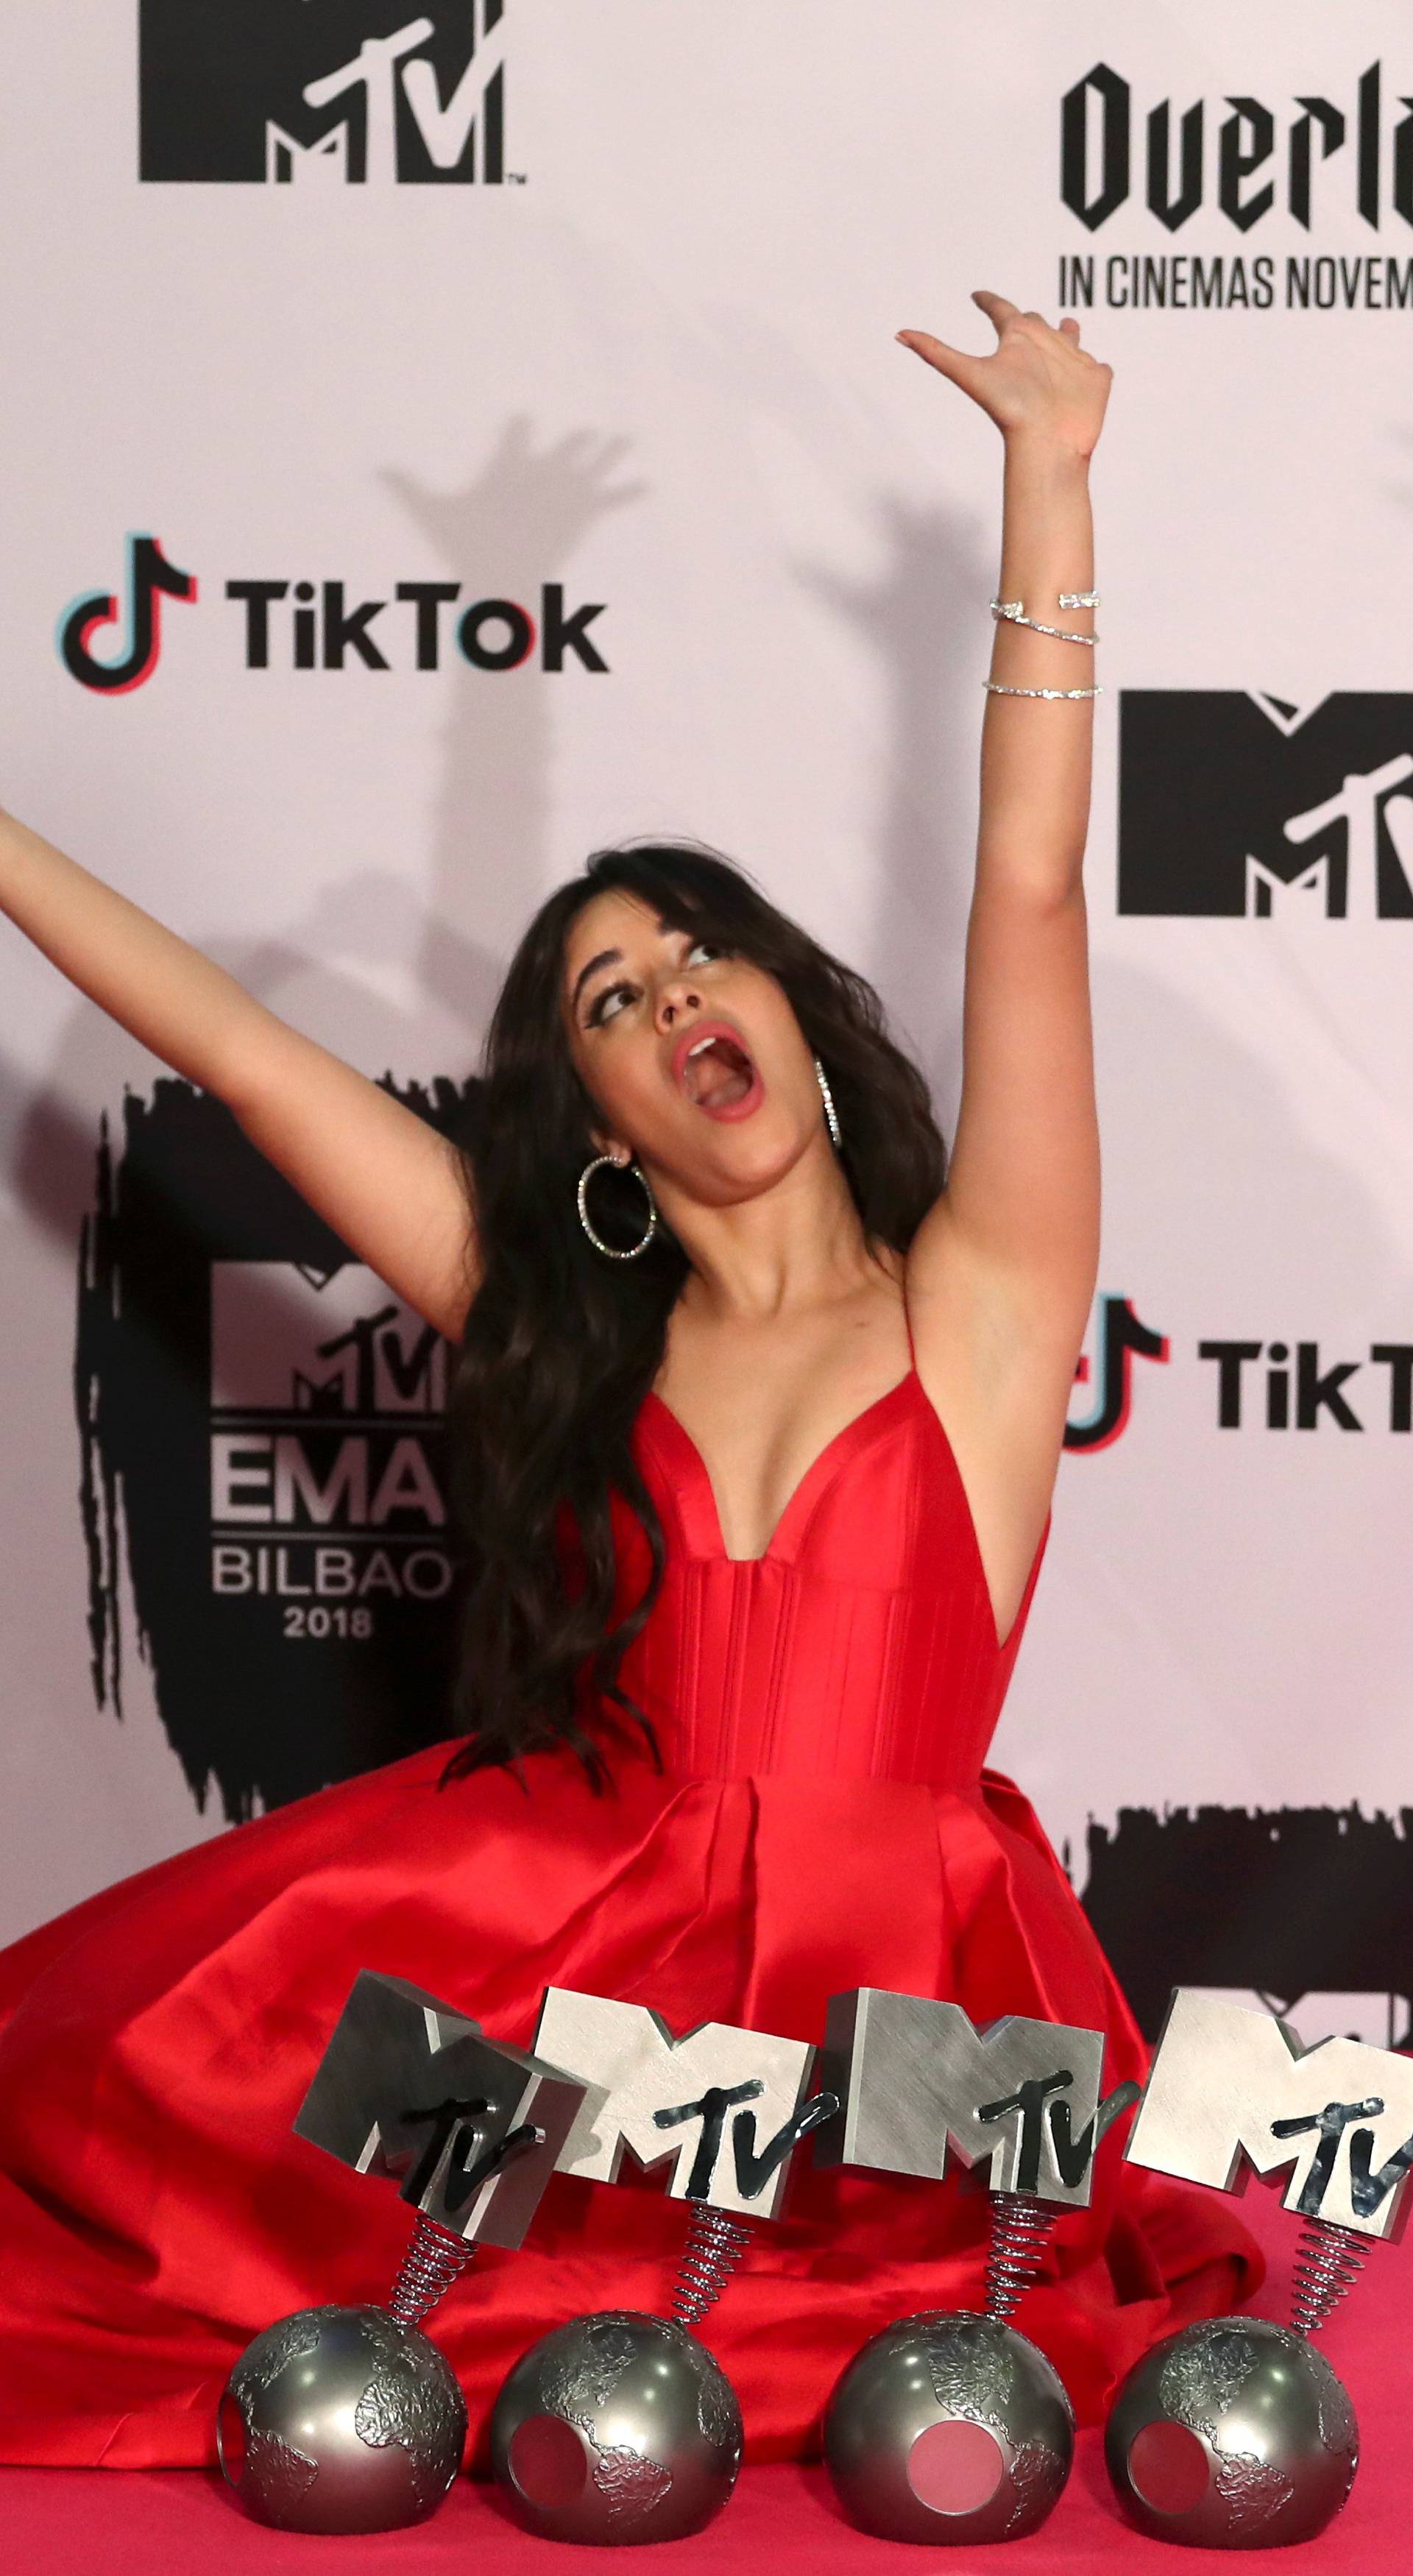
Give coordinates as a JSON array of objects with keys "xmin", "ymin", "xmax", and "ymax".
[{"xmin": 0, "ymin": 294, "xmax": 1258, "ymax": 2468}]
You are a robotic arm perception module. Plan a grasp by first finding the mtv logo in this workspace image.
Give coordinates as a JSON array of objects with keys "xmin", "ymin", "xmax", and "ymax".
[
  {"xmin": 1127, "ymin": 1988, "xmax": 1413, "ymax": 2237},
  {"xmin": 294, "ymin": 1970, "xmax": 587, "ymax": 2247},
  {"xmin": 210, "ymin": 1262, "xmax": 447, "ymax": 1416},
  {"xmin": 816, "ymin": 1989, "xmax": 1136, "ymax": 2210},
  {"xmin": 534, "ymin": 1989, "xmax": 821, "ymax": 2221},
  {"xmin": 1118, "ymin": 692, "xmax": 1413, "ymax": 919},
  {"xmin": 141, "ymin": 1, "xmax": 509, "ymax": 187}
]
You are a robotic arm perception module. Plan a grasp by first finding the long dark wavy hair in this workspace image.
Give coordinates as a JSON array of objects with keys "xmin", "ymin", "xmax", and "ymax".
[{"xmin": 440, "ymin": 841, "xmax": 947, "ymax": 1788}]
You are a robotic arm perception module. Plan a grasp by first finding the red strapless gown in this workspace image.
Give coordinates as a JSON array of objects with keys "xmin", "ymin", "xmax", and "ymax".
[{"xmin": 0, "ymin": 1370, "xmax": 1260, "ymax": 2467}]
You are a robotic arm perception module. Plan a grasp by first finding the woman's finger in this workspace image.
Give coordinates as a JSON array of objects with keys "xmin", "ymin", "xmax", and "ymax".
[
  {"xmin": 1058, "ymin": 316, "xmax": 1083, "ymax": 342},
  {"xmin": 895, "ymin": 329, "xmax": 988, "ymax": 398},
  {"xmin": 971, "ymin": 289, "xmax": 1022, "ymax": 339}
]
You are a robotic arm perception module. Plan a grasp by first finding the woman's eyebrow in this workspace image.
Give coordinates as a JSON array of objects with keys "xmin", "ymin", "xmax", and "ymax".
[
  {"xmin": 570, "ymin": 912, "xmax": 685, "ymax": 1011},
  {"xmin": 569, "ymin": 947, "xmax": 623, "ymax": 1012}
]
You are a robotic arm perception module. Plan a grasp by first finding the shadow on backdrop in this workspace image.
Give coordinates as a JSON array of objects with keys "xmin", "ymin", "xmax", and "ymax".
[
  {"xmin": 798, "ymin": 494, "xmax": 991, "ymax": 1130},
  {"xmin": 1052, "ymin": 954, "xmax": 1412, "ymax": 2041}
]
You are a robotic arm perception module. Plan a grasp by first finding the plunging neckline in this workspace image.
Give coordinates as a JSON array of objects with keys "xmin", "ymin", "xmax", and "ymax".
[
  {"xmin": 638, "ymin": 1368, "xmax": 1049, "ymax": 1656},
  {"xmin": 640, "ymin": 1370, "xmax": 922, "ymax": 1568}
]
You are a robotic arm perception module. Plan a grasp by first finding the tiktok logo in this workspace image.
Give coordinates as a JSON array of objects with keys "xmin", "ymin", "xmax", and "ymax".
[
  {"xmin": 57, "ymin": 545, "xmax": 609, "ymax": 691},
  {"xmin": 57, "ymin": 536, "xmax": 198, "ymax": 695},
  {"xmin": 1066, "ymin": 1293, "xmax": 1170, "ymax": 1452}
]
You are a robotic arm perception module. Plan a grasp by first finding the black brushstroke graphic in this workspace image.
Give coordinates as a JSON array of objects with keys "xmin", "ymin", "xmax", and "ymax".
[
  {"xmin": 76, "ymin": 1075, "xmax": 478, "ymax": 1821},
  {"xmin": 1083, "ymin": 1804, "xmax": 1413, "ymax": 2043}
]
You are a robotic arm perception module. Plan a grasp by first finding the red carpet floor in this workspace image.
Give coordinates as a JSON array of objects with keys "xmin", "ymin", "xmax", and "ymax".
[{"xmin": 0, "ymin": 2189, "xmax": 1404, "ymax": 2569}]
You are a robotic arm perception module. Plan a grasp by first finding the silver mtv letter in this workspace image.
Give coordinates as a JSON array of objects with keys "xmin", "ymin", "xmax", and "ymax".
[
  {"xmin": 1126, "ymin": 1989, "xmax": 1413, "ymax": 2240},
  {"xmin": 817, "ymin": 1989, "xmax": 1136, "ymax": 2211},
  {"xmin": 534, "ymin": 1989, "xmax": 822, "ymax": 2221},
  {"xmin": 294, "ymin": 1970, "xmax": 587, "ymax": 2248}
]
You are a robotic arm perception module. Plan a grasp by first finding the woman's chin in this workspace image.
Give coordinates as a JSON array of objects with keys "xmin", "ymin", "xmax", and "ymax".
[{"xmin": 668, "ymin": 1115, "xmax": 826, "ymax": 1206}]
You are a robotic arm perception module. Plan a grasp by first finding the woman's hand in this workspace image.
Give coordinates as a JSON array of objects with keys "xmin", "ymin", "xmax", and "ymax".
[{"xmin": 897, "ymin": 291, "xmax": 1112, "ymax": 460}]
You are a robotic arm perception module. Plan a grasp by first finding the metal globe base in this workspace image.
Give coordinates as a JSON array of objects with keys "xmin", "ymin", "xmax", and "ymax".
[
  {"xmin": 1105, "ymin": 2315, "xmax": 1359, "ymax": 2549},
  {"xmin": 218, "ymin": 2303, "xmax": 466, "ymax": 2534},
  {"xmin": 490, "ymin": 2309, "xmax": 743, "ymax": 2543},
  {"xmin": 824, "ymin": 2310, "xmax": 1074, "ymax": 2544}
]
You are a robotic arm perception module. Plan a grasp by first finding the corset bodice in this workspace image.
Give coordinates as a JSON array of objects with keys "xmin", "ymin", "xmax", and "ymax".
[{"xmin": 613, "ymin": 1369, "xmax": 1047, "ymax": 1788}]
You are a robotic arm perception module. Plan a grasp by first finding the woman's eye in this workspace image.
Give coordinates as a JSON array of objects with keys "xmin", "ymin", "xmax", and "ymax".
[
  {"xmin": 587, "ymin": 980, "xmax": 635, "ymax": 1027},
  {"xmin": 685, "ymin": 940, "xmax": 720, "ymax": 967}
]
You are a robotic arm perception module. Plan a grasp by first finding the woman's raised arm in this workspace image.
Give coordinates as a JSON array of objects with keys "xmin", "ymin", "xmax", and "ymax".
[
  {"xmin": 0, "ymin": 809, "xmax": 477, "ymax": 1338},
  {"xmin": 895, "ymin": 294, "xmax": 1112, "ymax": 1624}
]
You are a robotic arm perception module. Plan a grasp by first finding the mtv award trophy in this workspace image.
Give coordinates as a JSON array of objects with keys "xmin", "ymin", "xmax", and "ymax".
[
  {"xmin": 818, "ymin": 1989, "xmax": 1138, "ymax": 2544},
  {"xmin": 488, "ymin": 1986, "xmax": 840, "ymax": 2543},
  {"xmin": 217, "ymin": 1970, "xmax": 587, "ymax": 2536},
  {"xmin": 1108, "ymin": 1988, "xmax": 1413, "ymax": 2549}
]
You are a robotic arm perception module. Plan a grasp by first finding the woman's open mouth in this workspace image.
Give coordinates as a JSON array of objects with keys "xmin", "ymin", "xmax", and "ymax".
[{"xmin": 672, "ymin": 1020, "xmax": 765, "ymax": 1121}]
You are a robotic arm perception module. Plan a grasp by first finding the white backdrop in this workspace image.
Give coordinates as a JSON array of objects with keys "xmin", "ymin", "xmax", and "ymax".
[{"xmin": 1, "ymin": 2, "xmax": 1409, "ymax": 2040}]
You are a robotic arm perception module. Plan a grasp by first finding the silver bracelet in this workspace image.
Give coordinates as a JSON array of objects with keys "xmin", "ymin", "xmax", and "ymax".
[
  {"xmin": 982, "ymin": 679, "xmax": 1103, "ymax": 698},
  {"xmin": 991, "ymin": 597, "xmax": 1099, "ymax": 645}
]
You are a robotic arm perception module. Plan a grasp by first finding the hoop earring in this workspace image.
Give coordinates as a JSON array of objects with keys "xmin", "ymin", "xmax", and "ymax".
[
  {"xmin": 814, "ymin": 1057, "xmax": 843, "ymax": 1153},
  {"xmin": 577, "ymin": 1154, "xmax": 658, "ymax": 1260}
]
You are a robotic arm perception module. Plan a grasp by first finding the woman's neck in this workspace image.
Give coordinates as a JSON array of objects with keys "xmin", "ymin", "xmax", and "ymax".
[{"xmin": 657, "ymin": 1145, "xmax": 900, "ymax": 1324}]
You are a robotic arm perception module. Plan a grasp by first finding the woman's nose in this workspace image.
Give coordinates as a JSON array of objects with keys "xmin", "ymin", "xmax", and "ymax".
[{"xmin": 655, "ymin": 978, "xmax": 702, "ymax": 1033}]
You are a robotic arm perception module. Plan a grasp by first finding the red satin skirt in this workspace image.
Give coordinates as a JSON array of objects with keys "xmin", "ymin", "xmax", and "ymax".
[{"xmin": 0, "ymin": 1739, "xmax": 1261, "ymax": 2466}]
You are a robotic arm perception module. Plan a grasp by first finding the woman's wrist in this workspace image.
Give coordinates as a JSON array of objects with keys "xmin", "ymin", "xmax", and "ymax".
[{"xmin": 1002, "ymin": 428, "xmax": 1093, "ymax": 482}]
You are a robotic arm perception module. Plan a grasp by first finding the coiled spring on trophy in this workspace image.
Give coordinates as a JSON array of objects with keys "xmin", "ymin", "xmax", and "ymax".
[
  {"xmin": 672, "ymin": 2205, "xmax": 755, "ymax": 2328},
  {"xmin": 1289, "ymin": 2218, "xmax": 1371, "ymax": 2335},
  {"xmin": 985, "ymin": 2193, "xmax": 1058, "ymax": 2324},
  {"xmin": 386, "ymin": 2215, "xmax": 477, "ymax": 2327}
]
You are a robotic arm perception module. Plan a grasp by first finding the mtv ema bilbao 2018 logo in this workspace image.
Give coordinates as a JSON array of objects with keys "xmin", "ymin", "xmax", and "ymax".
[
  {"xmin": 140, "ymin": 1, "xmax": 514, "ymax": 185},
  {"xmin": 77, "ymin": 1078, "xmax": 475, "ymax": 1822},
  {"xmin": 1119, "ymin": 692, "xmax": 1413, "ymax": 919}
]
